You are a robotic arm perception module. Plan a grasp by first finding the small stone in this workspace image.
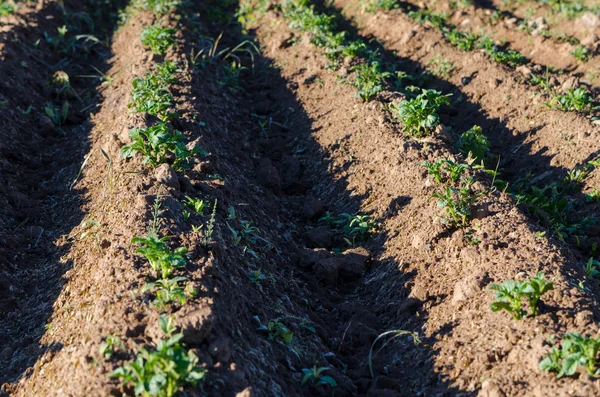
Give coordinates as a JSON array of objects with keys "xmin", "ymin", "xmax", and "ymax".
[
  {"xmin": 302, "ymin": 196, "xmax": 326, "ymax": 220},
  {"xmin": 305, "ymin": 226, "xmax": 333, "ymax": 248},
  {"xmin": 338, "ymin": 248, "xmax": 370, "ymax": 282},
  {"xmin": 178, "ymin": 306, "xmax": 213, "ymax": 345},
  {"xmin": 478, "ymin": 380, "xmax": 506, "ymax": 397},
  {"xmin": 314, "ymin": 257, "xmax": 339, "ymax": 284},
  {"xmin": 579, "ymin": 12, "xmax": 600, "ymax": 30},
  {"xmin": 154, "ymin": 163, "xmax": 180, "ymax": 190},
  {"xmin": 208, "ymin": 337, "xmax": 232, "ymax": 363},
  {"xmin": 299, "ymin": 248, "xmax": 332, "ymax": 270},
  {"xmin": 452, "ymin": 271, "xmax": 488, "ymax": 305}
]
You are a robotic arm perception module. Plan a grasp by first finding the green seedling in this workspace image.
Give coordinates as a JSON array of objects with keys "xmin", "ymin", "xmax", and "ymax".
[
  {"xmin": 408, "ymin": 9, "xmax": 448, "ymax": 30},
  {"xmin": 131, "ymin": 234, "xmax": 187, "ymax": 279},
  {"xmin": 572, "ymin": 45, "xmax": 592, "ymax": 62},
  {"xmin": 121, "ymin": 122, "xmax": 200, "ymax": 170},
  {"xmin": 547, "ymin": 87, "xmax": 594, "ymax": 113},
  {"xmin": 109, "ymin": 315, "xmax": 205, "ymax": 397},
  {"xmin": 257, "ymin": 318, "xmax": 294, "ymax": 345},
  {"xmin": 422, "ymin": 159, "xmax": 446, "ymax": 184},
  {"xmin": 143, "ymin": 277, "xmax": 188, "ymax": 309},
  {"xmin": 44, "ymin": 102, "xmax": 69, "ymax": 126},
  {"xmin": 338, "ymin": 213, "xmax": 376, "ymax": 243},
  {"xmin": 0, "ymin": 1, "xmax": 15, "ymax": 16},
  {"xmin": 540, "ymin": 333, "xmax": 600, "ymax": 378},
  {"xmin": 100, "ymin": 334, "xmax": 122, "ymax": 359},
  {"xmin": 586, "ymin": 189, "xmax": 600, "ymax": 203},
  {"xmin": 129, "ymin": 72, "xmax": 176, "ymax": 121},
  {"xmin": 584, "ymin": 257, "xmax": 600, "ymax": 279},
  {"xmin": 301, "ymin": 366, "xmax": 337, "ymax": 387},
  {"xmin": 489, "ymin": 272, "xmax": 553, "ymax": 320},
  {"xmin": 455, "ymin": 125, "xmax": 489, "ymax": 163},
  {"xmin": 477, "ymin": 36, "xmax": 525, "ymax": 67},
  {"xmin": 183, "ymin": 196, "xmax": 206, "ymax": 215},
  {"xmin": 393, "ymin": 87, "xmax": 451, "ymax": 137},
  {"xmin": 249, "ymin": 270, "xmax": 276, "ymax": 290},
  {"xmin": 154, "ymin": 61, "xmax": 180, "ymax": 84},
  {"xmin": 141, "ymin": 24, "xmax": 176, "ymax": 55}
]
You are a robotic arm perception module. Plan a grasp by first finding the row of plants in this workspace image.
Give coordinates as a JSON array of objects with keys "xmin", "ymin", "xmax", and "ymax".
[
  {"xmin": 96, "ymin": 2, "xmax": 214, "ymax": 396},
  {"xmin": 272, "ymin": 0, "xmax": 600, "ymax": 381},
  {"xmin": 366, "ymin": 0, "xmax": 599, "ymax": 115}
]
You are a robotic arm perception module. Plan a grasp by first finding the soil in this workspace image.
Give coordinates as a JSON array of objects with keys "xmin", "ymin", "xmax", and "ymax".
[{"xmin": 2, "ymin": 1, "xmax": 600, "ymax": 397}]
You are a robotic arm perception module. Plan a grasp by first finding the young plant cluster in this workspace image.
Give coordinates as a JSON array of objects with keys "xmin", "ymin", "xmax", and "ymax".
[
  {"xmin": 282, "ymin": 0, "xmax": 393, "ymax": 102},
  {"xmin": 103, "ymin": 6, "xmax": 212, "ymax": 395},
  {"xmin": 109, "ymin": 315, "xmax": 205, "ymax": 397},
  {"xmin": 123, "ymin": 49, "xmax": 203, "ymax": 170},
  {"xmin": 489, "ymin": 272, "xmax": 553, "ymax": 320},
  {"xmin": 540, "ymin": 333, "xmax": 600, "ymax": 378},
  {"xmin": 318, "ymin": 211, "xmax": 377, "ymax": 247},
  {"xmin": 512, "ymin": 158, "xmax": 599, "ymax": 242},
  {"xmin": 406, "ymin": 8, "xmax": 526, "ymax": 68}
]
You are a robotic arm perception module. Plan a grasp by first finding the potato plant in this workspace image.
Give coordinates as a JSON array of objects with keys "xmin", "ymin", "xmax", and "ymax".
[
  {"xmin": 489, "ymin": 272, "xmax": 554, "ymax": 320},
  {"xmin": 131, "ymin": 233, "xmax": 188, "ymax": 279},
  {"xmin": 392, "ymin": 87, "xmax": 452, "ymax": 137},
  {"xmin": 121, "ymin": 122, "xmax": 200, "ymax": 170},
  {"xmin": 540, "ymin": 333, "xmax": 600, "ymax": 378},
  {"xmin": 109, "ymin": 316, "xmax": 205, "ymax": 397},
  {"xmin": 141, "ymin": 24, "xmax": 176, "ymax": 55}
]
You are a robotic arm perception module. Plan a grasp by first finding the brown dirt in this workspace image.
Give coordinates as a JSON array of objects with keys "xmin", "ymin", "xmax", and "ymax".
[{"xmin": 2, "ymin": 1, "xmax": 600, "ymax": 397}]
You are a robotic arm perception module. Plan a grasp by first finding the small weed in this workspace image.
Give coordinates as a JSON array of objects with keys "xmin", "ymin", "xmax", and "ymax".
[
  {"xmin": 183, "ymin": 196, "xmax": 206, "ymax": 215},
  {"xmin": 141, "ymin": 24, "xmax": 176, "ymax": 55},
  {"xmin": 257, "ymin": 318, "xmax": 294, "ymax": 345},
  {"xmin": 392, "ymin": 87, "xmax": 452, "ymax": 137},
  {"xmin": 44, "ymin": 102, "xmax": 69, "ymax": 126},
  {"xmin": 109, "ymin": 315, "xmax": 205, "ymax": 397},
  {"xmin": 203, "ymin": 199, "xmax": 217, "ymax": 247},
  {"xmin": 540, "ymin": 333, "xmax": 600, "ymax": 378},
  {"xmin": 300, "ymin": 366, "xmax": 337, "ymax": 387},
  {"xmin": 427, "ymin": 55, "xmax": 457, "ymax": 79},
  {"xmin": 432, "ymin": 182, "xmax": 476, "ymax": 228},
  {"xmin": 489, "ymin": 273, "xmax": 554, "ymax": 320},
  {"xmin": 368, "ymin": 330, "xmax": 421, "ymax": 378},
  {"xmin": 99, "ymin": 334, "xmax": 122, "ymax": 359}
]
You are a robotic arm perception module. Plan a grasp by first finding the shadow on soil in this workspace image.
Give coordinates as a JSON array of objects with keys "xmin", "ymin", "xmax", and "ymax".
[
  {"xmin": 167, "ymin": 1, "xmax": 460, "ymax": 395},
  {"xmin": 0, "ymin": 0, "xmax": 129, "ymax": 386}
]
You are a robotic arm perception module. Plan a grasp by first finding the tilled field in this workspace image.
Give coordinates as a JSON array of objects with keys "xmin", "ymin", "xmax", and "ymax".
[{"xmin": 1, "ymin": 0, "xmax": 600, "ymax": 396}]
